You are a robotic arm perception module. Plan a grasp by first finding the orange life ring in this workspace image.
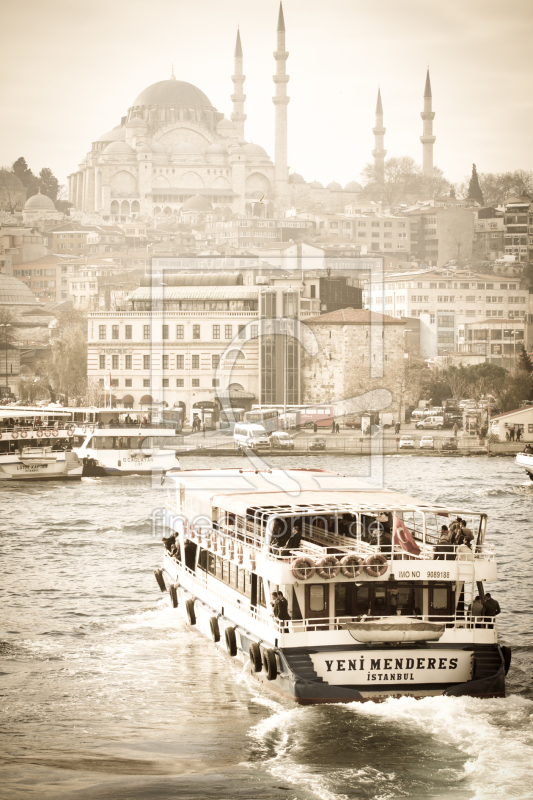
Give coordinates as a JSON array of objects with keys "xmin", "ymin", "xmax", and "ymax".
[
  {"xmin": 12, "ymin": 431, "xmax": 19, "ymax": 439},
  {"xmin": 37, "ymin": 430, "xmax": 43, "ymax": 438},
  {"xmin": 89, "ymin": 426, "xmax": 95, "ymax": 433},
  {"xmin": 20, "ymin": 430, "xmax": 28, "ymax": 439},
  {"xmin": 82, "ymin": 426, "xmax": 87, "ymax": 434},
  {"xmin": 364, "ymin": 553, "xmax": 388, "ymax": 577},
  {"xmin": 291, "ymin": 556, "xmax": 315, "ymax": 580},
  {"xmin": 340, "ymin": 554, "xmax": 364, "ymax": 578},
  {"xmin": 44, "ymin": 429, "xmax": 51, "ymax": 437},
  {"xmin": 52, "ymin": 429, "xmax": 59, "ymax": 437},
  {"xmin": 67, "ymin": 426, "xmax": 75, "ymax": 436},
  {"xmin": 316, "ymin": 555, "xmax": 340, "ymax": 580}
]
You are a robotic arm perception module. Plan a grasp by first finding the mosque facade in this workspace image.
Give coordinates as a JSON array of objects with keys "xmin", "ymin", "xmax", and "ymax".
[{"xmin": 68, "ymin": 4, "xmax": 434, "ymax": 221}]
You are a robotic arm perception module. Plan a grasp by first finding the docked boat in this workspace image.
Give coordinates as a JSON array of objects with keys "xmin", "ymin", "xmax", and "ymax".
[
  {"xmin": 156, "ymin": 468, "xmax": 509, "ymax": 704},
  {"xmin": 0, "ymin": 409, "xmax": 82, "ymax": 481},
  {"xmin": 516, "ymin": 449, "xmax": 533, "ymax": 480}
]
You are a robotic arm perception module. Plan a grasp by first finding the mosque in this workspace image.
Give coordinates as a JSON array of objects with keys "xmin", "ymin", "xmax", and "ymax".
[{"xmin": 68, "ymin": 4, "xmax": 436, "ymax": 220}]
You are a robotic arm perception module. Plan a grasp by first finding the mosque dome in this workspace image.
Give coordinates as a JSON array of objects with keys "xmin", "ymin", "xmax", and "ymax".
[
  {"xmin": 0, "ymin": 273, "xmax": 38, "ymax": 305},
  {"xmin": 241, "ymin": 143, "xmax": 268, "ymax": 157},
  {"xmin": 172, "ymin": 141, "xmax": 203, "ymax": 154},
  {"xmin": 289, "ymin": 172, "xmax": 305, "ymax": 183},
  {"xmin": 182, "ymin": 194, "xmax": 212, "ymax": 212},
  {"xmin": 344, "ymin": 180, "xmax": 363, "ymax": 191},
  {"xmin": 206, "ymin": 142, "xmax": 227, "ymax": 154},
  {"xmin": 150, "ymin": 141, "xmax": 168, "ymax": 154},
  {"xmin": 24, "ymin": 190, "xmax": 56, "ymax": 210},
  {"xmin": 126, "ymin": 116, "xmax": 147, "ymax": 128},
  {"xmin": 326, "ymin": 181, "xmax": 342, "ymax": 191},
  {"xmin": 133, "ymin": 79, "xmax": 213, "ymax": 109},
  {"xmin": 137, "ymin": 144, "xmax": 152, "ymax": 154},
  {"xmin": 97, "ymin": 126, "xmax": 126, "ymax": 142},
  {"xmin": 217, "ymin": 118, "xmax": 235, "ymax": 130},
  {"xmin": 103, "ymin": 141, "xmax": 135, "ymax": 155},
  {"xmin": 309, "ymin": 180, "xmax": 324, "ymax": 189}
]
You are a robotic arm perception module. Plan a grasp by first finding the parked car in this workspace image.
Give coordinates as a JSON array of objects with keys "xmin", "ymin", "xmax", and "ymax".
[
  {"xmin": 309, "ymin": 436, "xmax": 326, "ymax": 451},
  {"xmin": 415, "ymin": 416, "xmax": 444, "ymax": 430},
  {"xmin": 270, "ymin": 431, "xmax": 295, "ymax": 450},
  {"xmin": 441, "ymin": 436, "xmax": 458, "ymax": 451},
  {"xmin": 399, "ymin": 435, "xmax": 415, "ymax": 449},
  {"xmin": 344, "ymin": 415, "xmax": 361, "ymax": 429},
  {"xmin": 419, "ymin": 435, "xmax": 435, "ymax": 450}
]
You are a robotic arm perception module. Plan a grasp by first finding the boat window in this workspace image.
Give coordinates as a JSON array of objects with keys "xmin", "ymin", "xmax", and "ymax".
[
  {"xmin": 374, "ymin": 586, "xmax": 387, "ymax": 612},
  {"xmin": 215, "ymin": 556, "xmax": 223, "ymax": 581},
  {"xmin": 237, "ymin": 568, "xmax": 245, "ymax": 594},
  {"xmin": 222, "ymin": 560, "xmax": 230, "ymax": 584},
  {"xmin": 431, "ymin": 587, "xmax": 448, "ymax": 610},
  {"xmin": 355, "ymin": 585, "xmax": 370, "ymax": 614},
  {"xmin": 198, "ymin": 549, "xmax": 208, "ymax": 571},
  {"xmin": 243, "ymin": 571, "xmax": 252, "ymax": 599},
  {"xmin": 309, "ymin": 585, "xmax": 326, "ymax": 612},
  {"xmin": 229, "ymin": 562, "xmax": 238, "ymax": 589},
  {"xmin": 258, "ymin": 577, "xmax": 266, "ymax": 607},
  {"xmin": 335, "ymin": 584, "xmax": 347, "ymax": 615}
]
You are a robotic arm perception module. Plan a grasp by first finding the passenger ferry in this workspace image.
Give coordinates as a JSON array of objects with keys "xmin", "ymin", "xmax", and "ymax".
[
  {"xmin": 515, "ymin": 447, "xmax": 533, "ymax": 480},
  {"xmin": 156, "ymin": 468, "xmax": 509, "ymax": 704},
  {"xmin": 0, "ymin": 409, "xmax": 82, "ymax": 481}
]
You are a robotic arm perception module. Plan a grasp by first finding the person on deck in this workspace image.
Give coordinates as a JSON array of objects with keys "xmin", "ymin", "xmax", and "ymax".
[
  {"xmin": 482, "ymin": 593, "xmax": 501, "ymax": 618},
  {"xmin": 274, "ymin": 591, "xmax": 291, "ymax": 624},
  {"xmin": 460, "ymin": 520, "xmax": 474, "ymax": 546},
  {"xmin": 470, "ymin": 596, "xmax": 484, "ymax": 617},
  {"xmin": 435, "ymin": 526, "xmax": 454, "ymax": 560},
  {"xmin": 282, "ymin": 524, "xmax": 302, "ymax": 555}
]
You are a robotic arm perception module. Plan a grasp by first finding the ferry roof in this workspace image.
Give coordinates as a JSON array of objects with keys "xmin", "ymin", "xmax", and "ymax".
[{"xmin": 0, "ymin": 408, "xmax": 72, "ymax": 418}]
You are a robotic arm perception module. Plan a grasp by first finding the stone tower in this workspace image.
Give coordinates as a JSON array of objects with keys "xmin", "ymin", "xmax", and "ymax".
[
  {"xmin": 420, "ymin": 68, "xmax": 436, "ymax": 177},
  {"xmin": 273, "ymin": 2, "xmax": 290, "ymax": 195},
  {"xmin": 231, "ymin": 28, "xmax": 246, "ymax": 140},
  {"xmin": 372, "ymin": 88, "xmax": 386, "ymax": 183}
]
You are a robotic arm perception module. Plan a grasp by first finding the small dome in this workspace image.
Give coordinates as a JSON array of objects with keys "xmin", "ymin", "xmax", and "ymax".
[
  {"xmin": 241, "ymin": 143, "xmax": 268, "ymax": 157},
  {"xmin": 171, "ymin": 141, "xmax": 203, "ymax": 154},
  {"xmin": 289, "ymin": 172, "xmax": 305, "ymax": 183},
  {"xmin": 126, "ymin": 116, "xmax": 147, "ymax": 128},
  {"xmin": 309, "ymin": 180, "xmax": 324, "ymax": 189},
  {"xmin": 344, "ymin": 180, "xmax": 363, "ymax": 191},
  {"xmin": 0, "ymin": 273, "xmax": 38, "ymax": 305},
  {"xmin": 103, "ymin": 141, "xmax": 135, "ymax": 155},
  {"xmin": 150, "ymin": 141, "xmax": 168, "ymax": 154},
  {"xmin": 326, "ymin": 181, "xmax": 342, "ymax": 191},
  {"xmin": 137, "ymin": 144, "xmax": 152, "ymax": 154},
  {"xmin": 24, "ymin": 190, "xmax": 56, "ymax": 210},
  {"xmin": 217, "ymin": 118, "xmax": 236, "ymax": 129},
  {"xmin": 182, "ymin": 194, "xmax": 212, "ymax": 212},
  {"xmin": 97, "ymin": 126, "xmax": 126, "ymax": 142},
  {"xmin": 206, "ymin": 142, "xmax": 227, "ymax": 154}
]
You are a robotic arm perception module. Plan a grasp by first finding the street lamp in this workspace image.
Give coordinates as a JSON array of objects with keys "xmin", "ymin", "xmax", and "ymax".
[{"xmin": 0, "ymin": 323, "xmax": 12, "ymax": 396}]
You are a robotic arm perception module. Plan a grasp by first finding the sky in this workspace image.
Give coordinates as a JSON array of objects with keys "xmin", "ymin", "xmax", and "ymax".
[{"xmin": 1, "ymin": 0, "xmax": 533, "ymax": 191}]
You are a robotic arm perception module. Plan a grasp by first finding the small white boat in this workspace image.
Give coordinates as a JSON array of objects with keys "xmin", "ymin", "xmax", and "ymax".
[
  {"xmin": 346, "ymin": 616, "xmax": 445, "ymax": 643},
  {"xmin": 516, "ymin": 451, "xmax": 533, "ymax": 480}
]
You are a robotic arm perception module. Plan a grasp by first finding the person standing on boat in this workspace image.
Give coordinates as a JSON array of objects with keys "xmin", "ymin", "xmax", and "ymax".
[
  {"xmin": 460, "ymin": 520, "xmax": 474, "ymax": 546},
  {"xmin": 470, "ymin": 596, "xmax": 484, "ymax": 617},
  {"xmin": 482, "ymin": 593, "xmax": 501, "ymax": 618},
  {"xmin": 274, "ymin": 591, "xmax": 291, "ymax": 628}
]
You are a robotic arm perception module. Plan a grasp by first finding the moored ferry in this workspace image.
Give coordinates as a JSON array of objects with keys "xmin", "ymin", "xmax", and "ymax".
[
  {"xmin": 516, "ymin": 448, "xmax": 533, "ymax": 480},
  {"xmin": 157, "ymin": 468, "xmax": 509, "ymax": 704},
  {"xmin": 0, "ymin": 409, "xmax": 82, "ymax": 481}
]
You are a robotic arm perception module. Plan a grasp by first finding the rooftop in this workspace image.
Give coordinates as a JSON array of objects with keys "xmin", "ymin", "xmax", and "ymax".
[{"xmin": 306, "ymin": 308, "xmax": 405, "ymax": 326}]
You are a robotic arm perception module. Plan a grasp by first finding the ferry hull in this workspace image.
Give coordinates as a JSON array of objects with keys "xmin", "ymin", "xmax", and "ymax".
[
  {"xmin": 0, "ymin": 455, "xmax": 82, "ymax": 481},
  {"xmin": 161, "ymin": 571, "xmax": 506, "ymax": 704}
]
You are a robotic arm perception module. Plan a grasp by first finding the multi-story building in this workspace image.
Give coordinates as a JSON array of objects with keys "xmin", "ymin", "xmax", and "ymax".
[
  {"xmin": 288, "ymin": 211, "xmax": 410, "ymax": 255},
  {"xmin": 0, "ymin": 226, "xmax": 46, "ymax": 275},
  {"xmin": 404, "ymin": 206, "xmax": 475, "ymax": 267},
  {"xmin": 205, "ymin": 218, "xmax": 282, "ymax": 249},
  {"xmin": 11, "ymin": 255, "xmax": 66, "ymax": 302},
  {"xmin": 364, "ymin": 268, "xmax": 530, "ymax": 356},
  {"xmin": 503, "ymin": 197, "xmax": 532, "ymax": 261},
  {"xmin": 456, "ymin": 317, "xmax": 532, "ymax": 367},
  {"xmin": 48, "ymin": 223, "xmax": 126, "ymax": 257},
  {"xmin": 474, "ymin": 215, "xmax": 504, "ymax": 260}
]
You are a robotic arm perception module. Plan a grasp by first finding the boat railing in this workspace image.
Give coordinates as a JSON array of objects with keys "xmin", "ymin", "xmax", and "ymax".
[{"xmin": 271, "ymin": 612, "xmax": 497, "ymax": 634}]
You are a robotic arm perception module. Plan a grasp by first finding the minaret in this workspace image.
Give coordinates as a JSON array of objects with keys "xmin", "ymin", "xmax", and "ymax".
[
  {"xmin": 273, "ymin": 2, "xmax": 290, "ymax": 195},
  {"xmin": 231, "ymin": 28, "xmax": 246, "ymax": 140},
  {"xmin": 420, "ymin": 68, "xmax": 436, "ymax": 177},
  {"xmin": 372, "ymin": 88, "xmax": 386, "ymax": 183}
]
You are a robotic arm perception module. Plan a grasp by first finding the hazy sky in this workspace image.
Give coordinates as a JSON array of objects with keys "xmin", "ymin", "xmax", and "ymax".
[{"xmin": 1, "ymin": 0, "xmax": 532, "ymax": 191}]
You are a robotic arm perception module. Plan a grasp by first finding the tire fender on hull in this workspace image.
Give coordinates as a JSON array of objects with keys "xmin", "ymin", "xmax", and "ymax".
[
  {"xmin": 249, "ymin": 642, "xmax": 262, "ymax": 672},
  {"xmin": 154, "ymin": 569, "xmax": 166, "ymax": 592},
  {"xmin": 185, "ymin": 598, "xmax": 196, "ymax": 625},
  {"xmin": 225, "ymin": 626, "xmax": 237, "ymax": 657},
  {"xmin": 262, "ymin": 648, "xmax": 278, "ymax": 681}
]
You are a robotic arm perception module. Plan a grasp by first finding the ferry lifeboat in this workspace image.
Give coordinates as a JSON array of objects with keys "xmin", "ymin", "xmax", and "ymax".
[{"xmin": 346, "ymin": 616, "xmax": 445, "ymax": 643}]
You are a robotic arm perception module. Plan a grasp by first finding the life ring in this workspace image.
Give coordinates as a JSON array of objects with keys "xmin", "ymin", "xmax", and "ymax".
[
  {"xmin": 82, "ymin": 426, "xmax": 87, "ymax": 434},
  {"xmin": 20, "ymin": 430, "xmax": 28, "ymax": 439},
  {"xmin": 316, "ymin": 555, "xmax": 340, "ymax": 580},
  {"xmin": 12, "ymin": 431, "xmax": 18, "ymax": 439},
  {"xmin": 44, "ymin": 429, "xmax": 51, "ymax": 437},
  {"xmin": 67, "ymin": 426, "xmax": 75, "ymax": 436},
  {"xmin": 37, "ymin": 430, "xmax": 43, "ymax": 438},
  {"xmin": 52, "ymin": 429, "xmax": 59, "ymax": 437},
  {"xmin": 364, "ymin": 553, "xmax": 388, "ymax": 577},
  {"xmin": 291, "ymin": 556, "xmax": 316, "ymax": 581},
  {"xmin": 340, "ymin": 554, "xmax": 364, "ymax": 578},
  {"xmin": 89, "ymin": 426, "xmax": 95, "ymax": 433}
]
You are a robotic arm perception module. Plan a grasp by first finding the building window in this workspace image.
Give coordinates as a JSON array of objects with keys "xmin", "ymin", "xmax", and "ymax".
[
  {"xmin": 143, "ymin": 325, "xmax": 150, "ymax": 340},
  {"xmin": 125, "ymin": 378, "xmax": 132, "ymax": 387},
  {"xmin": 212, "ymin": 354, "xmax": 220, "ymax": 369},
  {"xmin": 176, "ymin": 355, "xmax": 184, "ymax": 369},
  {"xmin": 112, "ymin": 355, "xmax": 119, "ymax": 370},
  {"xmin": 125, "ymin": 324, "xmax": 132, "ymax": 340},
  {"xmin": 176, "ymin": 324, "xmax": 184, "ymax": 339},
  {"xmin": 192, "ymin": 354, "xmax": 200, "ymax": 369},
  {"xmin": 143, "ymin": 379, "xmax": 150, "ymax": 387},
  {"xmin": 430, "ymin": 314, "xmax": 435, "ymax": 324},
  {"xmin": 176, "ymin": 378, "xmax": 184, "ymax": 387},
  {"xmin": 111, "ymin": 378, "xmax": 119, "ymax": 388},
  {"xmin": 99, "ymin": 355, "xmax": 105, "ymax": 369},
  {"xmin": 143, "ymin": 355, "xmax": 150, "ymax": 369},
  {"xmin": 99, "ymin": 325, "xmax": 106, "ymax": 340},
  {"xmin": 310, "ymin": 285, "xmax": 316, "ymax": 298},
  {"xmin": 213, "ymin": 324, "xmax": 220, "ymax": 339},
  {"xmin": 251, "ymin": 324, "xmax": 258, "ymax": 339},
  {"xmin": 162, "ymin": 378, "xmax": 169, "ymax": 388},
  {"xmin": 162, "ymin": 354, "xmax": 169, "ymax": 370},
  {"xmin": 162, "ymin": 324, "xmax": 169, "ymax": 340},
  {"xmin": 125, "ymin": 355, "xmax": 132, "ymax": 369},
  {"xmin": 225, "ymin": 324, "xmax": 232, "ymax": 339},
  {"xmin": 192, "ymin": 379, "xmax": 200, "ymax": 387},
  {"xmin": 238, "ymin": 325, "xmax": 246, "ymax": 339},
  {"xmin": 212, "ymin": 379, "xmax": 220, "ymax": 387},
  {"xmin": 193, "ymin": 325, "xmax": 200, "ymax": 339},
  {"xmin": 112, "ymin": 325, "xmax": 119, "ymax": 340}
]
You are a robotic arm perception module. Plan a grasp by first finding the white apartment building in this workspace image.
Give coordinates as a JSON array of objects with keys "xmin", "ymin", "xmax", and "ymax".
[
  {"xmin": 364, "ymin": 268, "xmax": 530, "ymax": 357},
  {"xmin": 291, "ymin": 211, "xmax": 410, "ymax": 254}
]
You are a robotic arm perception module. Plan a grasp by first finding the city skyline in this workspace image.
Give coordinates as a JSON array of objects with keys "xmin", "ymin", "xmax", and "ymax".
[{"xmin": 1, "ymin": 0, "xmax": 533, "ymax": 192}]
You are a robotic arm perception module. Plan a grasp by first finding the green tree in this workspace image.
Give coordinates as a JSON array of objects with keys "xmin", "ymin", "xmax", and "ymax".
[
  {"xmin": 467, "ymin": 164, "xmax": 484, "ymax": 205},
  {"xmin": 38, "ymin": 167, "xmax": 60, "ymax": 202},
  {"xmin": 12, "ymin": 157, "xmax": 39, "ymax": 197},
  {"xmin": 42, "ymin": 309, "xmax": 88, "ymax": 405},
  {"xmin": 517, "ymin": 346, "xmax": 533, "ymax": 374}
]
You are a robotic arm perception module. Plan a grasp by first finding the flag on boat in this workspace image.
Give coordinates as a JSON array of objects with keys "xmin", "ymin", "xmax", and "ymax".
[{"xmin": 393, "ymin": 514, "xmax": 420, "ymax": 555}]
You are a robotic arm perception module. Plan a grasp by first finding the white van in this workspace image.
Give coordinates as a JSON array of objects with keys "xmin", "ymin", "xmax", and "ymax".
[
  {"xmin": 415, "ymin": 416, "xmax": 444, "ymax": 430},
  {"xmin": 234, "ymin": 423, "xmax": 270, "ymax": 450}
]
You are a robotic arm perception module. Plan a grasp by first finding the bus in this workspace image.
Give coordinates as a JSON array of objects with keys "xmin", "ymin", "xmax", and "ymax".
[
  {"xmin": 220, "ymin": 407, "xmax": 245, "ymax": 431},
  {"xmin": 243, "ymin": 408, "xmax": 279, "ymax": 434},
  {"xmin": 161, "ymin": 408, "xmax": 184, "ymax": 433},
  {"xmin": 249, "ymin": 404, "xmax": 335, "ymax": 429}
]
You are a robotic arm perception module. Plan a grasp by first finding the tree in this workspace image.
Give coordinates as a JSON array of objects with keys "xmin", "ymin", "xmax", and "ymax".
[
  {"xmin": 12, "ymin": 157, "xmax": 39, "ymax": 197},
  {"xmin": 517, "ymin": 346, "xmax": 533, "ymax": 374},
  {"xmin": 42, "ymin": 309, "xmax": 88, "ymax": 405},
  {"xmin": 467, "ymin": 164, "xmax": 484, "ymax": 205},
  {"xmin": 361, "ymin": 156, "xmax": 423, "ymax": 206},
  {"xmin": 39, "ymin": 168, "xmax": 60, "ymax": 202},
  {"xmin": 0, "ymin": 168, "xmax": 26, "ymax": 213}
]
